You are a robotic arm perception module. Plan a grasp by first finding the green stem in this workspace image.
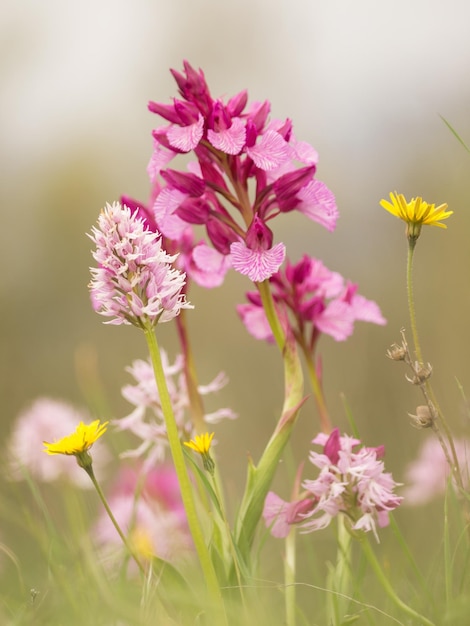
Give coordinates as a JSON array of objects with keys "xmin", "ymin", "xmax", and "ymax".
[
  {"xmin": 84, "ymin": 464, "xmax": 146, "ymax": 576},
  {"xmin": 257, "ymin": 278, "xmax": 285, "ymax": 352},
  {"xmin": 299, "ymin": 339, "xmax": 332, "ymax": 434},
  {"xmin": 334, "ymin": 516, "xmax": 352, "ymax": 621},
  {"xmin": 176, "ymin": 309, "xmax": 206, "ymax": 431},
  {"xmin": 406, "ymin": 240, "xmax": 423, "ymax": 364},
  {"xmin": 406, "ymin": 241, "xmax": 465, "ymax": 496},
  {"xmin": 284, "ymin": 529, "xmax": 297, "ymax": 626},
  {"xmin": 360, "ymin": 537, "xmax": 435, "ymax": 626},
  {"xmin": 143, "ymin": 323, "xmax": 226, "ymax": 621}
]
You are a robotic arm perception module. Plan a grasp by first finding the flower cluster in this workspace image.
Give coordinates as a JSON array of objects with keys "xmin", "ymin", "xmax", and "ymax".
[
  {"xmin": 127, "ymin": 60, "xmax": 339, "ymax": 286},
  {"xmin": 238, "ymin": 254, "xmax": 386, "ymax": 347},
  {"xmin": 89, "ymin": 202, "xmax": 192, "ymax": 326},
  {"xmin": 114, "ymin": 350, "xmax": 236, "ymax": 468},
  {"xmin": 264, "ymin": 428, "xmax": 402, "ymax": 541}
]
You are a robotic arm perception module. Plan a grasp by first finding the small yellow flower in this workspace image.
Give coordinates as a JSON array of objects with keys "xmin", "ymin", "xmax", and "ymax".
[
  {"xmin": 129, "ymin": 526, "xmax": 154, "ymax": 561},
  {"xmin": 43, "ymin": 420, "xmax": 108, "ymax": 456},
  {"xmin": 184, "ymin": 432, "xmax": 215, "ymax": 454},
  {"xmin": 184, "ymin": 432, "xmax": 215, "ymax": 474},
  {"xmin": 380, "ymin": 192, "xmax": 452, "ymax": 242}
]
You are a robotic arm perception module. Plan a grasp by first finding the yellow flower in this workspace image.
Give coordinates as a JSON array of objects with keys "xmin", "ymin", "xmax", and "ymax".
[
  {"xmin": 43, "ymin": 420, "xmax": 108, "ymax": 456},
  {"xmin": 184, "ymin": 432, "xmax": 215, "ymax": 474},
  {"xmin": 183, "ymin": 432, "xmax": 215, "ymax": 454},
  {"xmin": 380, "ymin": 192, "xmax": 452, "ymax": 242},
  {"xmin": 129, "ymin": 526, "xmax": 154, "ymax": 561}
]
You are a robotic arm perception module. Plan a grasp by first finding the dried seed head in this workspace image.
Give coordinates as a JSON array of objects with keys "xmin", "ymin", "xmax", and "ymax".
[
  {"xmin": 409, "ymin": 405, "xmax": 434, "ymax": 429},
  {"xmin": 386, "ymin": 343, "xmax": 407, "ymax": 361},
  {"xmin": 406, "ymin": 362, "xmax": 433, "ymax": 385}
]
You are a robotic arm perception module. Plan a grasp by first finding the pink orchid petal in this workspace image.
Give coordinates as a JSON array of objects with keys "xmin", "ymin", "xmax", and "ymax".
[
  {"xmin": 314, "ymin": 299, "xmax": 354, "ymax": 341},
  {"xmin": 190, "ymin": 243, "xmax": 232, "ymax": 288},
  {"xmin": 246, "ymin": 129, "xmax": 290, "ymax": 171},
  {"xmin": 350, "ymin": 294, "xmax": 387, "ymax": 325},
  {"xmin": 230, "ymin": 241, "xmax": 286, "ymax": 282},
  {"xmin": 207, "ymin": 117, "xmax": 246, "ymax": 155},
  {"xmin": 236, "ymin": 303, "xmax": 274, "ymax": 342},
  {"xmin": 147, "ymin": 141, "xmax": 176, "ymax": 183},
  {"xmin": 167, "ymin": 115, "xmax": 204, "ymax": 152},
  {"xmin": 263, "ymin": 492, "xmax": 291, "ymax": 538},
  {"xmin": 297, "ymin": 179, "xmax": 339, "ymax": 232}
]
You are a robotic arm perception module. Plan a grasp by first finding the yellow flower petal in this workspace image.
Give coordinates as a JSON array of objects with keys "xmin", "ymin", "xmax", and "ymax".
[
  {"xmin": 183, "ymin": 432, "xmax": 215, "ymax": 455},
  {"xmin": 43, "ymin": 420, "xmax": 109, "ymax": 456},
  {"xmin": 380, "ymin": 192, "xmax": 452, "ymax": 229}
]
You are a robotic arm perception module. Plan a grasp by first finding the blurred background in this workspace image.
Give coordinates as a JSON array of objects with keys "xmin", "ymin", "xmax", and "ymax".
[{"xmin": 1, "ymin": 0, "xmax": 470, "ymax": 589}]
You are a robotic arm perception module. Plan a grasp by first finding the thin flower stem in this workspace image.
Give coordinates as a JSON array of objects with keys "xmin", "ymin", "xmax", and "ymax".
[
  {"xmin": 209, "ymin": 473, "xmax": 247, "ymax": 612},
  {"xmin": 284, "ymin": 529, "xmax": 297, "ymax": 626},
  {"xmin": 84, "ymin": 464, "xmax": 146, "ymax": 576},
  {"xmin": 427, "ymin": 387, "xmax": 465, "ymax": 493},
  {"xmin": 299, "ymin": 339, "xmax": 332, "ymax": 434},
  {"xmin": 360, "ymin": 537, "xmax": 435, "ymax": 626},
  {"xmin": 143, "ymin": 323, "xmax": 227, "ymax": 621},
  {"xmin": 257, "ymin": 278, "xmax": 285, "ymax": 352},
  {"xmin": 332, "ymin": 516, "xmax": 352, "ymax": 621},
  {"xmin": 406, "ymin": 242, "xmax": 465, "ymax": 495},
  {"xmin": 406, "ymin": 240, "xmax": 423, "ymax": 364},
  {"xmin": 176, "ymin": 309, "xmax": 206, "ymax": 431}
]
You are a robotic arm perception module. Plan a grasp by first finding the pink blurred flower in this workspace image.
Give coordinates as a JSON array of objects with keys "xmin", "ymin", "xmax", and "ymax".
[
  {"xmin": 7, "ymin": 398, "xmax": 109, "ymax": 487},
  {"xmin": 301, "ymin": 428, "xmax": 402, "ymax": 541},
  {"xmin": 95, "ymin": 465, "xmax": 191, "ymax": 568},
  {"xmin": 89, "ymin": 201, "xmax": 192, "ymax": 326},
  {"xmin": 403, "ymin": 436, "xmax": 470, "ymax": 505},
  {"xmin": 114, "ymin": 350, "xmax": 236, "ymax": 468}
]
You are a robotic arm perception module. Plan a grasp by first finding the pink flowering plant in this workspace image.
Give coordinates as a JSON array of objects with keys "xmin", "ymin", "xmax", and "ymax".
[{"xmin": 4, "ymin": 61, "xmax": 470, "ymax": 626}]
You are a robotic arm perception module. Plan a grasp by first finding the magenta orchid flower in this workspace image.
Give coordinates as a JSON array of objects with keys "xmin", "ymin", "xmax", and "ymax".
[
  {"xmin": 141, "ymin": 61, "xmax": 338, "ymax": 285},
  {"xmin": 238, "ymin": 254, "xmax": 386, "ymax": 348}
]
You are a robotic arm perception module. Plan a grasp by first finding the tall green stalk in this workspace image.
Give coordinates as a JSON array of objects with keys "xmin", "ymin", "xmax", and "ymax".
[
  {"xmin": 235, "ymin": 280, "xmax": 304, "ymax": 558},
  {"xmin": 143, "ymin": 323, "xmax": 226, "ymax": 622}
]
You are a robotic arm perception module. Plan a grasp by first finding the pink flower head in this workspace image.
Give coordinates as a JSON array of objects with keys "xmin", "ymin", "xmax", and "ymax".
[
  {"xmin": 114, "ymin": 350, "xmax": 237, "ymax": 468},
  {"xmin": 301, "ymin": 429, "xmax": 403, "ymax": 541},
  {"xmin": 141, "ymin": 61, "xmax": 338, "ymax": 288},
  {"xmin": 88, "ymin": 202, "xmax": 193, "ymax": 326},
  {"xmin": 238, "ymin": 254, "xmax": 386, "ymax": 346},
  {"xmin": 7, "ymin": 398, "xmax": 109, "ymax": 487},
  {"xmin": 402, "ymin": 436, "xmax": 470, "ymax": 505}
]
